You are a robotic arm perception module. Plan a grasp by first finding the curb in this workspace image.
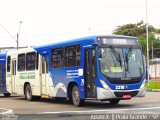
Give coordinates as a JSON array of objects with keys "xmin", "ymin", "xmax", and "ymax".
[
  {"xmin": 146, "ymin": 89, "xmax": 160, "ymax": 92},
  {"xmin": 150, "ymin": 89, "xmax": 160, "ymax": 92}
]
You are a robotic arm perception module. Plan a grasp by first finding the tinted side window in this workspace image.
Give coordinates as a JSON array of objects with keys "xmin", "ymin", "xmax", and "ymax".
[
  {"xmin": 0, "ymin": 64, "xmax": 2, "ymax": 76},
  {"xmin": 26, "ymin": 52, "xmax": 36, "ymax": 71},
  {"xmin": 36, "ymin": 53, "xmax": 39, "ymax": 70},
  {"xmin": 51, "ymin": 48, "xmax": 64, "ymax": 68},
  {"xmin": 18, "ymin": 54, "xmax": 25, "ymax": 71},
  {"xmin": 65, "ymin": 45, "xmax": 80, "ymax": 67},
  {"xmin": 42, "ymin": 58, "xmax": 45, "ymax": 74},
  {"xmin": 75, "ymin": 45, "xmax": 80, "ymax": 66},
  {"xmin": 7, "ymin": 56, "xmax": 11, "ymax": 72}
]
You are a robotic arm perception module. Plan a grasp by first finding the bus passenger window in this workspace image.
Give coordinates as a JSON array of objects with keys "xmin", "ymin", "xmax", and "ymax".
[
  {"xmin": 42, "ymin": 58, "xmax": 45, "ymax": 74},
  {"xmin": 18, "ymin": 54, "xmax": 25, "ymax": 71},
  {"xmin": 46, "ymin": 56, "xmax": 48, "ymax": 73},
  {"xmin": 0, "ymin": 64, "xmax": 2, "ymax": 76},
  {"xmin": 65, "ymin": 45, "xmax": 80, "ymax": 67},
  {"xmin": 26, "ymin": 52, "xmax": 36, "ymax": 71},
  {"xmin": 51, "ymin": 49, "xmax": 57, "ymax": 68},
  {"xmin": 75, "ymin": 45, "xmax": 80, "ymax": 66},
  {"xmin": 7, "ymin": 56, "xmax": 11, "ymax": 72},
  {"xmin": 36, "ymin": 53, "xmax": 39, "ymax": 70},
  {"xmin": 51, "ymin": 48, "xmax": 64, "ymax": 68}
]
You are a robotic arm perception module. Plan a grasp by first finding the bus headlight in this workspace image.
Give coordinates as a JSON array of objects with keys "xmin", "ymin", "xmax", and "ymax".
[
  {"xmin": 100, "ymin": 80, "xmax": 110, "ymax": 90},
  {"xmin": 140, "ymin": 79, "xmax": 146, "ymax": 89}
]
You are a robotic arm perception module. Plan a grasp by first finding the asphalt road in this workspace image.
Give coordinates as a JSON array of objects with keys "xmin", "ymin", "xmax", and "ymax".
[{"xmin": 0, "ymin": 92, "xmax": 160, "ymax": 120}]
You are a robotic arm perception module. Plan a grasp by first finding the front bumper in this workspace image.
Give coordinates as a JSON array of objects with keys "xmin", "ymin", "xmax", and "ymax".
[{"xmin": 96, "ymin": 87, "xmax": 145, "ymax": 100}]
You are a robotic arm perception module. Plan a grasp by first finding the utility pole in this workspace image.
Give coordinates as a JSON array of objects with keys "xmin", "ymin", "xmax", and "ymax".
[
  {"xmin": 152, "ymin": 40, "xmax": 153, "ymax": 59},
  {"xmin": 0, "ymin": 21, "xmax": 22, "ymax": 50},
  {"xmin": 146, "ymin": 0, "xmax": 150, "ymax": 87},
  {"xmin": 17, "ymin": 33, "xmax": 19, "ymax": 50},
  {"xmin": 17, "ymin": 21, "xmax": 22, "ymax": 50}
]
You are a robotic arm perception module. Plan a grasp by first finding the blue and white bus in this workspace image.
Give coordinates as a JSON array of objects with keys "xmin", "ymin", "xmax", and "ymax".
[
  {"xmin": 6, "ymin": 35, "xmax": 146, "ymax": 106},
  {"xmin": 0, "ymin": 53, "xmax": 10, "ymax": 96}
]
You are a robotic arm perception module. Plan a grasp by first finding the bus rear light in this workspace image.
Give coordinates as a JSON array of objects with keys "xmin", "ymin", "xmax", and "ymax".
[{"xmin": 122, "ymin": 94, "xmax": 132, "ymax": 99}]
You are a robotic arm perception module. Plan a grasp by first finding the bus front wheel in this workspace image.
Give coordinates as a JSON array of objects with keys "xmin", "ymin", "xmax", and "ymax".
[
  {"xmin": 109, "ymin": 99, "xmax": 120, "ymax": 104},
  {"xmin": 72, "ymin": 85, "xmax": 84, "ymax": 106},
  {"xmin": 25, "ymin": 84, "xmax": 33, "ymax": 101}
]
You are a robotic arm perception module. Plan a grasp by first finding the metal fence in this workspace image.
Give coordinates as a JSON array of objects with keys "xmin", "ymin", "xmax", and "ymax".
[{"xmin": 147, "ymin": 61, "xmax": 160, "ymax": 90}]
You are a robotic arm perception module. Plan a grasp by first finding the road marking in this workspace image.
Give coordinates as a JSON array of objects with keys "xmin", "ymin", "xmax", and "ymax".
[
  {"xmin": 0, "ymin": 108, "xmax": 13, "ymax": 115},
  {"xmin": 38, "ymin": 106, "xmax": 160, "ymax": 114}
]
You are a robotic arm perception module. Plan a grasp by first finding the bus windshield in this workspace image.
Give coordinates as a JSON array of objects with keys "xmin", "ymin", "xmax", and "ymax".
[{"xmin": 99, "ymin": 47, "xmax": 144, "ymax": 78}]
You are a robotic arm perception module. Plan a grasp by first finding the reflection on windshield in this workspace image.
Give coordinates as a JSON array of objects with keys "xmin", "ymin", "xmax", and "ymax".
[
  {"xmin": 110, "ymin": 46, "xmax": 122, "ymax": 68},
  {"xmin": 99, "ymin": 47, "xmax": 144, "ymax": 78}
]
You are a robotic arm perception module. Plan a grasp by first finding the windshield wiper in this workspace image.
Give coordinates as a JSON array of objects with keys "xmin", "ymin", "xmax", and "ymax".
[
  {"xmin": 110, "ymin": 46, "xmax": 122, "ymax": 68},
  {"xmin": 125, "ymin": 47, "xmax": 133, "ymax": 72}
]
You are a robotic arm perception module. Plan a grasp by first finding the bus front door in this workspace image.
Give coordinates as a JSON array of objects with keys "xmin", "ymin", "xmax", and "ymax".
[
  {"xmin": 11, "ymin": 59, "xmax": 16, "ymax": 93},
  {"xmin": 84, "ymin": 49, "xmax": 96, "ymax": 98},
  {"xmin": 41, "ymin": 56, "xmax": 49, "ymax": 97}
]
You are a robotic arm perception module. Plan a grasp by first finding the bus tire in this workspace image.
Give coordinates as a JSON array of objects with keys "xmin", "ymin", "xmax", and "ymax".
[
  {"xmin": 72, "ymin": 85, "xmax": 84, "ymax": 106},
  {"xmin": 109, "ymin": 99, "xmax": 120, "ymax": 104},
  {"xmin": 25, "ymin": 84, "xmax": 33, "ymax": 101},
  {"xmin": 3, "ymin": 93, "xmax": 11, "ymax": 97}
]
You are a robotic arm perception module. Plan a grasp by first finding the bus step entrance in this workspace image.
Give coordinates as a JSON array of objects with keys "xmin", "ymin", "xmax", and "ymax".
[{"xmin": 41, "ymin": 94, "xmax": 49, "ymax": 98}]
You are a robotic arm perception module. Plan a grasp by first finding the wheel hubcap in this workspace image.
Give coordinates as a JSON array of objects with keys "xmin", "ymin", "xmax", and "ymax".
[
  {"xmin": 26, "ymin": 88, "xmax": 31, "ymax": 99},
  {"xmin": 73, "ymin": 89, "xmax": 79, "ymax": 103}
]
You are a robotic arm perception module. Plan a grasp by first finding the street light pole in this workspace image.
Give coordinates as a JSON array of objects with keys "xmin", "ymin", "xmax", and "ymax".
[
  {"xmin": 152, "ymin": 40, "xmax": 153, "ymax": 59},
  {"xmin": 146, "ymin": 0, "xmax": 150, "ymax": 87},
  {"xmin": 17, "ymin": 33, "xmax": 19, "ymax": 50},
  {"xmin": 16, "ymin": 21, "xmax": 22, "ymax": 50}
]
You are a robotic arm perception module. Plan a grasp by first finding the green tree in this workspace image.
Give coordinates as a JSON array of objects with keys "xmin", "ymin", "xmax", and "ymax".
[
  {"xmin": 113, "ymin": 21, "xmax": 155, "ymax": 37},
  {"xmin": 113, "ymin": 21, "xmax": 159, "ymax": 57},
  {"xmin": 138, "ymin": 33, "xmax": 155, "ymax": 55},
  {"xmin": 156, "ymin": 29, "xmax": 160, "ymax": 34}
]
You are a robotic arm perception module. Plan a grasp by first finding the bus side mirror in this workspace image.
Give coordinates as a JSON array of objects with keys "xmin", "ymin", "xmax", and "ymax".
[{"xmin": 92, "ymin": 43, "xmax": 102, "ymax": 58}]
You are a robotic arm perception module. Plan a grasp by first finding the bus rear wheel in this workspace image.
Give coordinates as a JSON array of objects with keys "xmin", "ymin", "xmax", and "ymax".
[
  {"xmin": 72, "ymin": 85, "xmax": 84, "ymax": 106},
  {"xmin": 3, "ymin": 93, "xmax": 11, "ymax": 97},
  {"xmin": 25, "ymin": 84, "xmax": 33, "ymax": 101},
  {"xmin": 109, "ymin": 99, "xmax": 120, "ymax": 104}
]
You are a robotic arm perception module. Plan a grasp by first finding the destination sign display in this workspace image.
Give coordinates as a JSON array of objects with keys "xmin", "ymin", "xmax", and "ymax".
[{"xmin": 97, "ymin": 37, "xmax": 139, "ymax": 46}]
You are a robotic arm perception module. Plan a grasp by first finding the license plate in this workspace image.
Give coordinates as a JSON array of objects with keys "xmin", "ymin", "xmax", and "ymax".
[{"xmin": 122, "ymin": 94, "xmax": 132, "ymax": 99}]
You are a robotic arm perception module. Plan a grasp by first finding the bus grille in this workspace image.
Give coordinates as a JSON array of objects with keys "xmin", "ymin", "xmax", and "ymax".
[{"xmin": 114, "ymin": 91, "xmax": 139, "ymax": 98}]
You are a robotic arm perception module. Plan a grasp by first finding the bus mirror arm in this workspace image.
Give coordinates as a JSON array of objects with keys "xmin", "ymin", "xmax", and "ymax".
[{"xmin": 92, "ymin": 43, "xmax": 100, "ymax": 46}]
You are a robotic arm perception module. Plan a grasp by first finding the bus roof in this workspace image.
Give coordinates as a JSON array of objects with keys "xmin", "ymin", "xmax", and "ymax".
[
  {"xmin": 6, "ymin": 47, "xmax": 35, "ymax": 55},
  {"xmin": 34, "ymin": 36, "xmax": 97, "ymax": 50},
  {"xmin": 33, "ymin": 35, "xmax": 138, "ymax": 55},
  {"xmin": 4, "ymin": 35, "xmax": 138, "ymax": 56},
  {"xmin": 34, "ymin": 35, "xmax": 138, "ymax": 49}
]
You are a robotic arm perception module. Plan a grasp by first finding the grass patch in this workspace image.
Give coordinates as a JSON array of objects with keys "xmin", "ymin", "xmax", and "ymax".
[{"xmin": 146, "ymin": 81, "xmax": 160, "ymax": 89}]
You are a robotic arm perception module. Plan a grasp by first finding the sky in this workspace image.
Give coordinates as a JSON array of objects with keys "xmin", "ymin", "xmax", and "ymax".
[{"xmin": 0, "ymin": 0, "xmax": 160, "ymax": 48}]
